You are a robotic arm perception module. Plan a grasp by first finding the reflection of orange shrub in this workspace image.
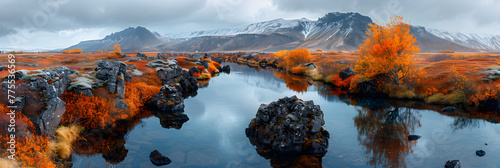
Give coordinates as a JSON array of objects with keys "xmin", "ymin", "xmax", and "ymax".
[
  {"xmin": 274, "ymin": 72, "xmax": 309, "ymax": 93},
  {"xmin": 62, "ymin": 49, "xmax": 82, "ymax": 54},
  {"xmin": 330, "ymin": 75, "xmax": 355, "ymax": 88},
  {"xmin": 290, "ymin": 66, "xmax": 307, "ymax": 75}
]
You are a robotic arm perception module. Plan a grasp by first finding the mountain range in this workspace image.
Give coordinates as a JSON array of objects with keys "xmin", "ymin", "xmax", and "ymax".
[{"xmin": 65, "ymin": 12, "xmax": 500, "ymax": 53}]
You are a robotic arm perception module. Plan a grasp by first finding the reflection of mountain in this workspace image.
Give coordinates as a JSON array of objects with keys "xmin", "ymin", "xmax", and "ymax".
[
  {"xmin": 227, "ymin": 63, "xmax": 290, "ymax": 91},
  {"xmin": 354, "ymin": 107, "xmax": 421, "ymax": 168}
]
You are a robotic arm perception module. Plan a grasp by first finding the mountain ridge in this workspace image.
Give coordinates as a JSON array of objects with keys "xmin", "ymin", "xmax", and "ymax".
[{"xmin": 65, "ymin": 12, "xmax": 498, "ymax": 52}]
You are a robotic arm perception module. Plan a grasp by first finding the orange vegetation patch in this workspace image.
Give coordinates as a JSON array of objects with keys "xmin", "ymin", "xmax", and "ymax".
[
  {"xmin": 0, "ymin": 105, "xmax": 55, "ymax": 167},
  {"xmin": 60, "ymin": 91, "xmax": 114, "ymax": 129}
]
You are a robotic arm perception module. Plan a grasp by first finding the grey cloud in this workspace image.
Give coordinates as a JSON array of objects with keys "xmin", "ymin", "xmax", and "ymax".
[{"xmin": 0, "ymin": 0, "xmax": 207, "ymax": 34}]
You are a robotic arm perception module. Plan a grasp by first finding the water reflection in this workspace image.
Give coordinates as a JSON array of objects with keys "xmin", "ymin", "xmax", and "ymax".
[
  {"xmin": 354, "ymin": 107, "xmax": 421, "ymax": 168},
  {"xmin": 246, "ymin": 132, "xmax": 324, "ymax": 168},
  {"xmin": 73, "ymin": 112, "xmax": 151, "ymax": 165},
  {"xmin": 152, "ymin": 110, "xmax": 189, "ymax": 129}
]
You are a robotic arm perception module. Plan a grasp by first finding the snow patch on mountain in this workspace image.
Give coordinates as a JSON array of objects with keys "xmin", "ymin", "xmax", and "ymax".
[{"xmin": 427, "ymin": 28, "xmax": 500, "ymax": 51}]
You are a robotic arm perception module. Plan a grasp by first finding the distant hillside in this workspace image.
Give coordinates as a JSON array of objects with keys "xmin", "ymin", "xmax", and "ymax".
[
  {"xmin": 66, "ymin": 12, "xmax": 494, "ymax": 53},
  {"xmin": 65, "ymin": 26, "xmax": 165, "ymax": 52}
]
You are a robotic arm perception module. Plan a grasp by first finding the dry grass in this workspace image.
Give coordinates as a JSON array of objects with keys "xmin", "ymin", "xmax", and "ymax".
[{"xmin": 50, "ymin": 125, "xmax": 81, "ymax": 159}]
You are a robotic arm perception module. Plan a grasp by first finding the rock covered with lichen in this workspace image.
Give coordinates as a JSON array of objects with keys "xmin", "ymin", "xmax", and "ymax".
[{"xmin": 245, "ymin": 96, "xmax": 329, "ymax": 155}]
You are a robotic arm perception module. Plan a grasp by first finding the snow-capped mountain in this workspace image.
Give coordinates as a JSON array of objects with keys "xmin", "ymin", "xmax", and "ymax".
[
  {"xmin": 65, "ymin": 12, "xmax": 493, "ymax": 53},
  {"xmin": 162, "ymin": 12, "xmax": 374, "ymax": 51},
  {"xmin": 427, "ymin": 28, "xmax": 500, "ymax": 51},
  {"xmin": 166, "ymin": 18, "xmax": 316, "ymax": 39}
]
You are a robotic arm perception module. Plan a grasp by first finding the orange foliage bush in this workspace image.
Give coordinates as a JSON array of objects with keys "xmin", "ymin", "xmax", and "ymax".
[
  {"xmin": 108, "ymin": 44, "xmax": 122, "ymax": 59},
  {"xmin": 273, "ymin": 50, "xmax": 289, "ymax": 60},
  {"xmin": 62, "ymin": 49, "xmax": 82, "ymax": 54},
  {"xmin": 60, "ymin": 91, "xmax": 113, "ymax": 129},
  {"xmin": 355, "ymin": 15, "xmax": 420, "ymax": 84},
  {"xmin": 0, "ymin": 104, "xmax": 55, "ymax": 167},
  {"xmin": 122, "ymin": 81, "xmax": 161, "ymax": 117},
  {"xmin": 284, "ymin": 48, "xmax": 312, "ymax": 70},
  {"xmin": 290, "ymin": 66, "xmax": 307, "ymax": 75}
]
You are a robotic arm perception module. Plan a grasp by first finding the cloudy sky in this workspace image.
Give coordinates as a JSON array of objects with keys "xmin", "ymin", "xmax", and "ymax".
[{"xmin": 1, "ymin": 0, "xmax": 499, "ymax": 51}]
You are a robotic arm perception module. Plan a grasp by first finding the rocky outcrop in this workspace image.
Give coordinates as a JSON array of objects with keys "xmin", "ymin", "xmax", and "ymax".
[
  {"xmin": 151, "ymin": 65, "xmax": 198, "ymax": 112},
  {"xmin": 38, "ymin": 97, "xmax": 66, "ymax": 135},
  {"xmin": 339, "ymin": 67, "xmax": 354, "ymax": 80},
  {"xmin": 220, "ymin": 65, "xmax": 230, "ymax": 73},
  {"xmin": 157, "ymin": 53, "xmax": 168, "ymax": 59},
  {"xmin": 94, "ymin": 60, "xmax": 132, "ymax": 99},
  {"xmin": 245, "ymin": 96, "xmax": 329, "ymax": 155},
  {"xmin": 152, "ymin": 110, "xmax": 189, "ymax": 129}
]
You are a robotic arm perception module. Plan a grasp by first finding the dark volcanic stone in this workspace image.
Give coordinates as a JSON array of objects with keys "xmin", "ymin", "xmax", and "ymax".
[
  {"xmin": 445, "ymin": 160, "xmax": 461, "ymax": 168},
  {"xmin": 150, "ymin": 150, "xmax": 171, "ymax": 166},
  {"xmin": 339, "ymin": 67, "xmax": 354, "ymax": 80},
  {"xmin": 246, "ymin": 96, "xmax": 329, "ymax": 155},
  {"xmin": 408, "ymin": 135, "xmax": 421, "ymax": 141},
  {"xmin": 476, "ymin": 150, "xmax": 486, "ymax": 157},
  {"xmin": 221, "ymin": 65, "xmax": 231, "ymax": 73},
  {"xmin": 441, "ymin": 106, "xmax": 456, "ymax": 113}
]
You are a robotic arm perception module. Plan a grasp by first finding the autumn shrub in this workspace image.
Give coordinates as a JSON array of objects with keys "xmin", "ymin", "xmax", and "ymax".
[
  {"xmin": 290, "ymin": 66, "xmax": 307, "ymax": 75},
  {"xmin": 123, "ymin": 81, "xmax": 161, "ymax": 116},
  {"xmin": 139, "ymin": 69, "xmax": 163, "ymax": 86},
  {"xmin": 108, "ymin": 44, "xmax": 122, "ymax": 59},
  {"xmin": 355, "ymin": 15, "xmax": 420, "ymax": 85},
  {"xmin": 62, "ymin": 49, "xmax": 82, "ymax": 54},
  {"xmin": 60, "ymin": 91, "xmax": 113, "ymax": 129},
  {"xmin": 0, "ymin": 107, "xmax": 55, "ymax": 167},
  {"xmin": 272, "ymin": 50, "xmax": 289, "ymax": 60},
  {"xmin": 284, "ymin": 48, "xmax": 312, "ymax": 70}
]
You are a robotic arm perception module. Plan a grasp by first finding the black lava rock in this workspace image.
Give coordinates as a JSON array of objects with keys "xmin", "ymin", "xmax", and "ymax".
[
  {"xmin": 441, "ymin": 106, "xmax": 456, "ymax": 113},
  {"xmin": 408, "ymin": 135, "xmax": 421, "ymax": 141},
  {"xmin": 445, "ymin": 160, "xmax": 461, "ymax": 168},
  {"xmin": 150, "ymin": 150, "xmax": 171, "ymax": 166},
  {"xmin": 246, "ymin": 96, "xmax": 329, "ymax": 155},
  {"xmin": 476, "ymin": 150, "xmax": 486, "ymax": 157}
]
